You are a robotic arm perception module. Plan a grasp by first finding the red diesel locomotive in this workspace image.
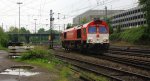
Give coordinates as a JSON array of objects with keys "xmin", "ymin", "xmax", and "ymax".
[{"xmin": 61, "ymin": 18, "xmax": 109, "ymax": 52}]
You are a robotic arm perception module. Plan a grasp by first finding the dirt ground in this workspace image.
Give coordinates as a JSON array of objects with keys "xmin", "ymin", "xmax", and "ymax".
[{"xmin": 0, "ymin": 50, "xmax": 59, "ymax": 81}]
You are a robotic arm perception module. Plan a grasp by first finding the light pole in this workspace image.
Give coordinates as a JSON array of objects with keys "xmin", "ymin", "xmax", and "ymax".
[
  {"xmin": 49, "ymin": 10, "xmax": 54, "ymax": 49},
  {"xmin": 17, "ymin": 2, "xmax": 23, "ymax": 42},
  {"xmin": 105, "ymin": 6, "xmax": 107, "ymax": 20},
  {"xmin": 34, "ymin": 19, "xmax": 37, "ymax": 34},
  {"xmin": 45, "ymin": 19, "xmax": 48, "ymax": 27},
  {"xmin": 63, "ymin": 15, "xmax": 66, "ymax": 30},
  {"xmin": 57, "ymin": 13, "xmax": 60, "ymax": 19},
  {"xmin": 26, "ymin": 25, "xmax": 28, "ymax": 30}
]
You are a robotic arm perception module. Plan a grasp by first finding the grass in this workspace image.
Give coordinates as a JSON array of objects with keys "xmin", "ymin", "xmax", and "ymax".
[
  {"xmin": 19, "ymin": 59, "xmax": 55, "ymax": 70},
  {"xmin": 16, "ymin": 47, "xmax": 109, "ymax": 81},
  {"xmin": 110, "ymin": 26, "xmax": 150, "ymax": 45},
  {"xmin": 16, "ymin": 47, "xmax": 72, "ymax": 81},
  {"xmin": 78, "ymin": 69, "xmax": 109, "ymax": 81},
  {"xmin": 0, "ymin": 45, "xmax": 8, "ymax": 51},
  {"xmin": 17, "ymin": 58, "xmax": 74, "ymax": 81}
]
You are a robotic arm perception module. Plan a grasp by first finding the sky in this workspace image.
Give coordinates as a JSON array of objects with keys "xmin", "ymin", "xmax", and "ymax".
[{"xmin": 0, "ymin": 0, "xmax": 138, "ymax": 32}]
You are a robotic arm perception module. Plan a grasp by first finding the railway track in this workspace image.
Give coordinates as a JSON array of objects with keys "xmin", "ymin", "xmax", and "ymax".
[
  {"xmin": 109, "ymin": 46, "xmax": 150, "ymax": 54},
  {"xmin": 54, "ymin": 53, "xmax": 150, "ymax": 81},
  {"xmin": 54, "ymin": 46, "xmax": 150, "ymax": 71},
  {"xmin": 99, "ymin": 46, "xmax": 150, "ymax": 70},
  {"xmin": 108, "ymin": 50, "xmax": 150, "ymax": 58},
  {"xmin": 98, "ymin": 53, "xmax": 150, "ymax": 70}
]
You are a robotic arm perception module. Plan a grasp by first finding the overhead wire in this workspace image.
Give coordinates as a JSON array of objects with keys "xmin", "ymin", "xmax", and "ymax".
[{"xmin": 1, "ymin": 0, "xmax": 139, "ymax": 31}]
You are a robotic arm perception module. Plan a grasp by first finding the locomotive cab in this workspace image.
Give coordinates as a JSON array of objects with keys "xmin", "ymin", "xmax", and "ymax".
[
  {"xmin": 87, "ymin": 25, "xmax": 109, "ymax": 44},
  {"xmin": 86, "ymin": 19, "xmax": 109, "ymax": 50},
  {"xmin": 61, "ymin": 18, "xmax": 109, "ymax": 52}
]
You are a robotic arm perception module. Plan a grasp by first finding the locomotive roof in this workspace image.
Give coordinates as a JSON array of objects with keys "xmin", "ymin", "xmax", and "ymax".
[
  {"xmin": 63, "ymin": 25, "xmax": 82, "ymax": 32},
  {"xmin": 63, "ymin": 20, "xmax": 107, "ymax": 33},
  {"xmin": 82, "ymin": 21, "xmax": 93, "ymax": 28}
]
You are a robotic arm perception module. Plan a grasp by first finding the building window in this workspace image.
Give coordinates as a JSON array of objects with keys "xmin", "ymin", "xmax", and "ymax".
[
  {"xmin": 138, "ymin": 9, "xmax": 141, "ymax": 12},
  {"xmin": 138, "ymin": 22, "xmax": 141, "ymax": 25}
]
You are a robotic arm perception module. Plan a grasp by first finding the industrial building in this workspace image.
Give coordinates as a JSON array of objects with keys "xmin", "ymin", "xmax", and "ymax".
[
  {"xmin": 111, "ymin": 6, "xmax": 147, "ymax": 29},
  {"xmin": 73, "ymin": 10, "xmax": 124, "ymax": 25},
  {"xmin": 73, "ymin": 6, "xmax": 147, "ymax": 29}
]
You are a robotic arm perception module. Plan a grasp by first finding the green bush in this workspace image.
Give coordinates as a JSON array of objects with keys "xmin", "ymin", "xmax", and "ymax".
[
  {"xmin": 0, "ymin": 27, "xmax": 8, "ymax": 47},
  {"xmin": 110, "ymin": 26, "xmax": 150, "ymax": 44},
  {"xmin": 21, "ymin": 48, "xmax": 53, "ymax": 60},
  {"xmin": 120, "ymin": 27, "xmax": 145, "ymax": 43},
  {"xmin": 109, "ymin": 33, "xmax": 121, "ymax": 41}
]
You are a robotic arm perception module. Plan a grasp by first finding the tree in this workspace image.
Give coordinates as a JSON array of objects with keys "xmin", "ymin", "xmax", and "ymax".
[
  {"xmin": 66, "ymin": 23, "xmax": 72, "ymax": 29},
  {"xmin": 8, "ymin": 26, "xmax": 30, "ymax": 34},
  {"xmin": 106, "ymin": 18, "xmax": 113, "ymax": 34},
  {"xmin": 139, "ymin": 0, "xmax": 150, "ymax": 31},
  {"xmin": 139, "ymin": 0, "xmax": 150, "ymax": 41},
  {"xmin": 8, "ymin": 26, "xmax": 18, "ymax": 33},
  {"xmin": 0, "ymin": 27, "xmax": 8, "ymax": 47},
  {"xmin": 20, "ymin": 27, "xmax": 30, "ymax": 34},
  {"xmin": 38, "ymin": 28, "xmax": 45, "ymax": 34},
  {"xmin": 80, "ymin": 17, "xmax": 88, "ymax": 24},
  {"xmin": 116, "ymin": 26, "xmax": 121, "ymax": 33},
  {"xmin": 8, "ymin": 26, "xmax": 30, "ymax": 42}
]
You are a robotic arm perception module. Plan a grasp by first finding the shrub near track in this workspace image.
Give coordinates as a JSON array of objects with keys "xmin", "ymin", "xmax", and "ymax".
[
  {"xmin": 19, "ymin": 47, "xmax": 109, "ymax": 81},
  {"xmin": 21, "ymin": 47, "xmax": 53, "ymax": 60},
  {"xmin": 0, "ymin": 27, "xmax": 8, "ymax": 47},
  {"xmin": 110, "ymin": 27, "xmax": 150, "ymax": 44}
]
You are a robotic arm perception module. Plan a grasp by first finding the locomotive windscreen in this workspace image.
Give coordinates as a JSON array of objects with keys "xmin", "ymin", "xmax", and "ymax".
[
  {"xmin": 88, "ymin": 26, "xmax": 96, "ymax": 33},
  {"xmin": 99, "ymin": 26, "xmax": 107, "ymax": 33}
]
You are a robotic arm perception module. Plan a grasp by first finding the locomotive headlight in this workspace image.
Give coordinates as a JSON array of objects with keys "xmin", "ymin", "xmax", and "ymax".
[
  {"xmin": 103, "ymin": 39, "xmax": 109, "ymax": 42},
  {"xmin": 88, "ymin": 39, "xmax": 93, "ymax": 43}
]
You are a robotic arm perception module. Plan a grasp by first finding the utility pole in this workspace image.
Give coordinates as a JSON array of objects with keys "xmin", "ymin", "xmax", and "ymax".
[
  {"xmin": 105, "ymin": 6, "xmax": 108, "ymax": 20},
  {"xmin": 34, "ymin": 19, "xmax": 37, "ymax": 33},
  {"xmin": 57, "ymin": 13, "xmax": 60, "ymax": 19},
  {"xmin": 63, "ymin": 15, "xmax": 66, "ymax": 30},
  {"xmin": 49, "ymin": 10, "xmax": 54, "ymax": 49},
  {"xmin": 17, "ymin": 2, "xmax": 23, "ymax": 42},
  {"xmin": 26, "ymin": 25, "xmax": 28, "ymax": 30}
]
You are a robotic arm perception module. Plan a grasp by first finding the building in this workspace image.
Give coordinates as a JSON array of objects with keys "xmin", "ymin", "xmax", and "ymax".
[
  {"xmin": 111, "ymin": 6, "xmax": 147, "ymax": 29},
  {"xmin": 73, "ymin": 10, "xmax": 124, "ymax": 25}
]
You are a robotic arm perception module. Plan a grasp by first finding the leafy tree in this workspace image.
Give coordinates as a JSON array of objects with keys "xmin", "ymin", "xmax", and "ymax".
[
  {"xmin": 0, "ymin": 27, "xmax": 8, "ymax": 47},
  {"xmin": 20, "ymin": 27, "xmax": 30, "ymax": 34},
  {"xmin": 80, "ymin": 17, "xmax": 88, "ymax": 24},
  {"xmin": 8, "ymin": 26, "xmax": 30, "ymax": 42},
  {"xmin": 106, "ymin": 18, "xmax": 113, "ymax": 34},
  {"xmin": 117, "ymin": 26, "xmax": 121, "ymax": 33},
  {"xmin": 38, "ymin": 28, "xmax": 45, "ymax": 33},
  {"xmin": 139, "ymin": 0, "xmax": 150, "ymax": 41},
  {"xmin": 8, "ymin": 26, "xmax": 18, "ymax": 33},
  {"xmin": 8, "ymin": 26, "xmax": 30, "ymax": 34},
  {"xmin": 139, "ymin": 0, "xmax": 150, "ymax": 31},
  {"xmin": 66, "ymin": 23, "xmax": 72, "ymax": 29}
]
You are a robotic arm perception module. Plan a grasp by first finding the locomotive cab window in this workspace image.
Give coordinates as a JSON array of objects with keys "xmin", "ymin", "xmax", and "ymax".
[
  {"xmin": 64, "ymin": 32, "xmax": 67, "ymax": 39},
  {"xmin": 77, "ymin": 29, "xmax": 81, "ymax": 38},
  {"xmin": 99, "ymin": 26, "xmax": 107, "ymax": 33},
  {"xmin": 88, "ymin": 26, "xmax": 96, "ymax": 33}
]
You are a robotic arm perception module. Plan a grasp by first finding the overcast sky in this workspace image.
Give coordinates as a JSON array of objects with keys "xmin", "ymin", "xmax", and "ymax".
[{"xmin": 0, "ymin": 0, "xmax": 138, "ymax": 32}]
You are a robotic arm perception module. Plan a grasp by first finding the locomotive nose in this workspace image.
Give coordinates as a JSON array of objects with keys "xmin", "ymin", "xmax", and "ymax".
[{"xmin": 96, "ymin": 34, "xmax": 99, "ymax": 38}]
